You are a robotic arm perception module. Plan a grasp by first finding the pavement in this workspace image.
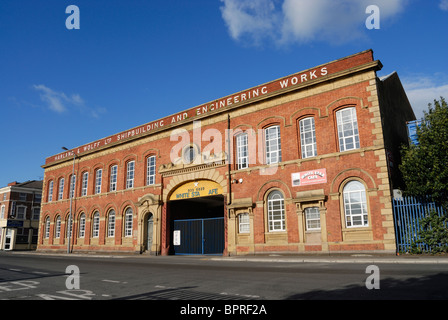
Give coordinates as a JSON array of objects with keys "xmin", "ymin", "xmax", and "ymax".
[{"xmin": 5, "ymin": 250, "xmax": 448, "ymax": 264}]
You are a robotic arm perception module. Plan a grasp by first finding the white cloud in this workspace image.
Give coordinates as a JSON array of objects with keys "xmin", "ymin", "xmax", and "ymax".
[
  {"xmin": 440, "ymin": 0, "xmax": 448, "ymax": 11},
  {"xmin": 33, "ymin": 84, "xmax": 105, "ymax": 118},
  {"xmin": 220, "ymin": 0, "xmax": 407, "ymax": 45},
  {"xmin": 220, "ymin": 0, "xmax": 281, "ymax": 44},
  {"xmin": 402, "ymin": 76, "xmax": 448, "ymax": 119}
]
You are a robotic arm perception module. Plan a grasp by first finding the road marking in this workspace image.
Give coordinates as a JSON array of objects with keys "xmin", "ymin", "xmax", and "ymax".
[
  {"xmin": 32, "ymin": 271, "xmax": 49, "ymax": 275},
  {"xmin": 102, "ymin": 279, "xmax": 120, "ymax": 283},
  {"xmin": 8, "ymin": 268, "xmax": 22, "ymax": 272},
  {"xmin": 101, "ymin": 279, "xmax": 127, "ymax": 284}
]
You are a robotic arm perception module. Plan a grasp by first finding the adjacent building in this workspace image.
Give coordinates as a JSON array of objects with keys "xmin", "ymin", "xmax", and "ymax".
[
  {"xmin": 0, "ymin": 180, "xmax": 43, "ymax": 250},
  {"xmin": 37, "ymin": 50, "xmax": 415, "ymax": 255}
]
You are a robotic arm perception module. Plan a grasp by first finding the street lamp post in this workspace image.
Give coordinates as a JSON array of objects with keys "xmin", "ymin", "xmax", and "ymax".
[{"xmin": 62, "ymin": 147, "xmax": 76, "ymax": 254}]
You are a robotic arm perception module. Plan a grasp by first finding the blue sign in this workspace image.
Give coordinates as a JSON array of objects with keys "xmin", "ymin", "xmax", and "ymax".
[
  {"xmin": 7, "ymin": 220, "xmax": 23, "ymax": 227},
  {"xmin": 407, "ymin": 120, "xmax": 421, "ymax": 146}
]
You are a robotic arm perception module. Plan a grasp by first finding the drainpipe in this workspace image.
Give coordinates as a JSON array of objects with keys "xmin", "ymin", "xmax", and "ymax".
[{"xmin": 227, "ymin": 114, "xmax": 232, "ymax": 210}]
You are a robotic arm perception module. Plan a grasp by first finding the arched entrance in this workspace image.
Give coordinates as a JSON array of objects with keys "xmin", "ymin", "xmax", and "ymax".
[{"xmin": 168, "ymin": 180, "xmax": 225, "ymax": 255}]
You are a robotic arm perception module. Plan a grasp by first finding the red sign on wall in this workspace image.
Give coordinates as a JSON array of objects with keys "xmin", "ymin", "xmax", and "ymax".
[{"xmin": 291, "ymin": 168, "xmax": 327, "ymax": 187}]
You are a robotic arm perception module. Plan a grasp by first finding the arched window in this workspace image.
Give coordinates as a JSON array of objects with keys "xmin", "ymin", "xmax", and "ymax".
[
  {"xmin": 47, "ymin": 180, "xmax": 54, "ymax": 202},
  {"xmin": 124, "ymin": 208, "xmax": 133, "ymax": 237},
  {"xmin": 267, "ymin": 190, "xmax": 285, "ymax": 232},
  {"xmin": 55, "ymin": 216, "xmax": 61, "ymax": 238},
  {"xmin": 236, "ymin": 133, "xmax": 249, "ymax": 170},
  {"xmin": 79, "ymin": 213, "xmax": 86, "ymax": 238},
  {"xmin": 45, "ymin": 216, "xmax": 50, "ymax": 238},
  {"xmin": 146, "ymin": 156, "xmax": 156, "ymax": 185},
  {"xmin": 265, "ymin": 125, "xmax": 282, "ymax": 164},
  {"xmin": 343, "ymin": 181, "xmax": 368, "ymax": 227},
  {"xmin": 92, "ymin": 211, "xmax": 100, "ymax": 238},
  {"xmin": 299, "ymin": 117, "xmax": 317, "ymax": 158},
  {"xmin": 108, "ymin": 210, "xmax": 115, "ymax": 238},
  {"xmin": 126, "ymin": 161, "xmax": 135, "ymax": 189},
  {"xmin": 58, "ymin": 178, "xmax": 65, "ymax": 200},
  {"xmin": 336, "ymin": 107, "xmax": 360, "ymax": 152}
]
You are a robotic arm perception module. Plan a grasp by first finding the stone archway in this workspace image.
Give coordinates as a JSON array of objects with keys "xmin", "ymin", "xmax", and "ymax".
[{"xmin": 136, "ymin": 193, "xmax": 161, "ymax": 255}]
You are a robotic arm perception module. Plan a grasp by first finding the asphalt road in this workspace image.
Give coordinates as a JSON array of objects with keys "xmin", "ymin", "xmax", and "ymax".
[{"xmin": 0, "ymin": 251, "xmax": 447, "ymax": 304}]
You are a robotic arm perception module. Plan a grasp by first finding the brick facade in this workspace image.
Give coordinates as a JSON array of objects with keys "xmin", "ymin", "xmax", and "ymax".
[{"xmin": 37, "ymin": 50, "xmax": 415, "ymax": 255}]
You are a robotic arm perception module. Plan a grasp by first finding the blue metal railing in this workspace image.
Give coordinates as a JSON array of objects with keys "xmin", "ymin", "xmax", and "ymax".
[{"xmin": 393, "ymin": 196, "xmax": 446, "ymax": 253}]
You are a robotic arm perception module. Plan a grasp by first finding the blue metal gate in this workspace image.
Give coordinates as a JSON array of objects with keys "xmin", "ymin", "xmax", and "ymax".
[
  {"xmin": 392, "ymin": 196, "xmax": 445, "ymax": 253},
  {"xmin": 173, "ymin": 217, "xmax": 224, "ymax": 255}
]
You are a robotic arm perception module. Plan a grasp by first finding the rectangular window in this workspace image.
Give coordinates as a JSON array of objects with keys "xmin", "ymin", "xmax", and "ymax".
[
  {"xmin": 299, "ymin": 117, "xmax": 317, "ymax": 158},
  {"xmin": 265, "ymin": 125, "xmax": 282, "ymax": 164},
  {"xmin": 95, "ymin": 169, "xmax": 102, "ymax": 194},
  {"xmin": 146, "ymin": 156, "xmax": 156, "ymax": 185},
  {"xmin": 110, "ymin": 165, "xmax": 118, "ymax": 191},
  {"xmin": 238, "ymin": 213, "xmax": 250, "ymax": 233},
  {"xmin": 126, "ymin": 161, "xmax": 135, "ymax": 189},
  {"xmin": 236, "ymin": 133, "xmax": 249, "ymax": 170},
  {"xmin": 305, "ymin": 207, "xmax": 321, "ymax": 230},
  {"xmin": 336, "ymin": 107, "xmax": 360, "ymax": 152},
  {"xmin": 32, "ymin": 207, "xmax": 40, "ymax": 220},
  {"xmin": 48, "ymin": 181, "xmax": 54, "ymax": 202},
  {"xmin": 81, "ymin": 172, "xmax": 88, "ymax": 196},
  {"xmin": 0, "ymin": 205, "xmax": 5, "ymax": 219},
  {"xmin": 19, "ymin": 193, "xmax": 27, "ymax": 201},
  {"xmin": 58, "ymin": 178, "xmax": 65, "ymax": 200}
]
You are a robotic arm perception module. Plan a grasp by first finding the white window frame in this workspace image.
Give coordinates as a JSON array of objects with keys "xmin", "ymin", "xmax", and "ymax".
[
  {"xmin": 124, "ymin": 208, "xmax": 133, "ymax": 237},
  {"xmin": 146, "ymin": 156, "xmax": 156, "ymax": 186},
  {"xmin": 95, "ymin": 169, "xmax": 102, "ymax": 194},
  {"xmin": 108, "ymin": 210, "xmax": 115, "ymax": 238},
  {"xmin": 299, "ymin": 117, "xmax": 317, "ymax": 158},
  {"xmin": 305, "ymin": 207, "xmax": 321, "ymax": 230},
  {"xmin": 58, "ymin": 178, "xmax": 65, "ymax": 200},
  {"xmin": 45, "ymin": 217, "xmax": 50, "ymax": 238},
  {"xmin": 267, "ymin": 190, "xmax": 285, "ymax": 232},
  {"xmin": 110, "ymin": 165, "xmax": 118, "ymax": 192},
  {"xmin": 81, "ymin": 172, "xmax": 89, "ymax": 196},
  {"xmin": 16, "ymin": 206, "xmax": 26, "ymax": 220},
  {"xmin": 265, "ymin": 125, "xmax": 282, "ymax": 165},
  {"xmin": 238, "ymin": 212, "xmax": 250, "ymax": 233},
  {"xmin": 92, "ymin": 212, "xmax": 100, "ymax": 238},
  {"xmin": 343, "ymin": 181, "xmax": 369, "ymax": 228},
  {"xmin": 0, "ymin": 205, "xmax": 5, "ymax": 219},
  {"xmin": 126, "ymin": 161, "xmax": 135, "ymax": 189},
  {"xmin": 79, "ymin": 213, "xmax": 86, "ymax": 238},
  {"xmin": 48, "ymin": 180, "xmax": 54, "ymax": 202},
  {"xmin": 55, "ymin": 216, "xmax": 61, "ymax": 238},
  {"xmin": 336, "ymin": 107, "xmax": 360, "ymax": 152},
  {"xmin": 236, "ymin": 133, "xmax": 249, "ymax": 170}
]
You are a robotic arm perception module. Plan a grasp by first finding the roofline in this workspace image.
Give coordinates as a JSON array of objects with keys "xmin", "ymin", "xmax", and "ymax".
[{"xmin": 43, "ymin": 49, "xmax": 381, "ymax": 169}]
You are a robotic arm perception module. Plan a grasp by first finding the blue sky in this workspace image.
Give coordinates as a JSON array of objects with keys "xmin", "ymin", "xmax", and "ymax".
[{"xmin": 0, "ymin": 0, "xmax": 447, "ymax": 187}]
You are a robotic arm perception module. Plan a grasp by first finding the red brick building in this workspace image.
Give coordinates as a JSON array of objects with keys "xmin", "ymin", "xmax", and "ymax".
[
  {"xmin": 37, "ymin": 50, "xmax": 415, "ymax": 255},
  {"xmin": 1, "ymin": 180, "xmax": 43, "ymax": 250}
]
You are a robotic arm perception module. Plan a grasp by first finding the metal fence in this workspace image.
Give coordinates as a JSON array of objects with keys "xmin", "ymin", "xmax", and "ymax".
[{"xmin": 392, "ymin": 196, "xmax": 446, "ymax": 253}]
